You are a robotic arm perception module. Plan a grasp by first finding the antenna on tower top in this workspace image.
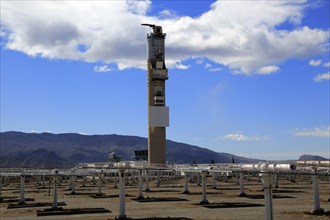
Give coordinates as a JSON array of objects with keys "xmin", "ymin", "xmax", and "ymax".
[
  {"xmin": 141, "ymin": 23, "xmax": 164, "ymax": 36},
  {"xmin": 141, "ymin": 23, "xmax": 156, "ymax": 28}
]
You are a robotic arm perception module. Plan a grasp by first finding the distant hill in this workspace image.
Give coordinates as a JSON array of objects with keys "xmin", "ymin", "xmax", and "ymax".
[
  {"xmin": 0, "ymin": 131, "xmax": 261, "ymax": 168},
  {"xmin": 298, "ymin": 154, "xmax": 328, "ymax": 161}
]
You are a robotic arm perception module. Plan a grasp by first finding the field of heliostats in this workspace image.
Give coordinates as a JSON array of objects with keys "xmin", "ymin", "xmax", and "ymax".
[{"xmin": 0, "ymin": 163, "xmax": 329, "ymax": 220}]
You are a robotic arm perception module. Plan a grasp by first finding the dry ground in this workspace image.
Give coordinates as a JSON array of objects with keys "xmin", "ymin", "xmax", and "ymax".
[{"xmin": 0, "ymin": 174, "xmax": 329, "ymax": 220}]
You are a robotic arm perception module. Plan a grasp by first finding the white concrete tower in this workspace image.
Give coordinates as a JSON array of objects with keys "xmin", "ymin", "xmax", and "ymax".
[{"xmin": 142, "ymin": 24, "xmax": 169, "ymax": 165}]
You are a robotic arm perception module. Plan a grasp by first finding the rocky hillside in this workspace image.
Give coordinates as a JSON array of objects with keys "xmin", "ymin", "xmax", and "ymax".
[
  {"xmin": 0, "ymin": 131, "xmax": 259, "ymax": 168},
  {"xmin": 298, "ymin": 154, "xmax": 328, "ymax": 161}
]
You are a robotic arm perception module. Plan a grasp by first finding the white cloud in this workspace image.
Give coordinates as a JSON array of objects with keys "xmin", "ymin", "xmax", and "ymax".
[
  {"xmin": 204, "ymin": 63, "xmax": 221, "ymax": 72},
  {"xmin": 218, "ymin": 133, "xmax": 272, "ymax": 141},
  {"xmin": 165, "ymin": 1, "xmax": 328, "ymax": 73},
  {"xmin": 205, "ymin": 63, "xmax": 212, "ymax": 69},
  {"xmin": 209, "ymin": 68, "xmax": 221, "ymax": 72},
  {"xmin": 126, "ymin": 0, "xmax": 151, "ymax": 15},
  {"xmin": 174, "ymin": 62, "xmax": 190, "ymax": 70},
  {"xmin": 309, "ymin": 59, "xmax": 322, "ymax": 66},
  {"xmin": 314, "ymin": 72, "xmax": 330, "ymax": 82},
  {"xmin": 0, "ymin": 31, "xmax": 6, "ymax": 37},
  {"xmin": 256, "ymin": 66, "xmax": 280, "ymax": 75},
  {"xmin": 196, "ymin": 58, "xmax": 203, "ymax": 65},
  {"xmin": 1, "ymin": 0, "xmax": 329, "ymax": 74},
  {"xmin": 159, "ymin": 9, "xmax": 177, "ymax": 18},
  {"xmin": 293, "ymin": 126, "xmax": 330, "ymax": 137},
  {"xmin": 94, "ymin": 65, "xmax": 111, "ymax": 72},
  {"xmin": 323, "ymin": 62, "xmax": 330, "ymax": 67}
]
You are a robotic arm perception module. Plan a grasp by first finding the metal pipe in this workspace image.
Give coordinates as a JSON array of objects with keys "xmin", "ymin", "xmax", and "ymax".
[
  {"xmin": 297, "ymin": 160, "xmax": 330, "ymax": 167},
  {"xmin": 240, "ymin": 163, "xmax": 295, "ymax": 172}
]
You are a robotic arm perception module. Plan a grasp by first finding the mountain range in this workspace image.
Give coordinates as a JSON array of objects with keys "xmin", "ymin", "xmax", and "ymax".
[
  {"xmin": 0, "ymin": 131, "xmax": 327, "ymax": 168},
  {"xmin": 0, "ymin": 131, "xmax": 261, "ymax": 168}
]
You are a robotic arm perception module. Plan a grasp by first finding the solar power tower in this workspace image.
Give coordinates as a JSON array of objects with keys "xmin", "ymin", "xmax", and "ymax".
[{"xmin": 142, "ymin": 24, "xmax": 169, "ymax": 165}]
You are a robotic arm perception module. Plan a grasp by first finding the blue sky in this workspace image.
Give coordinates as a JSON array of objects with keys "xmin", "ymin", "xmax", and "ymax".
[{"xmin": 1, "ymin": 0, "xmax": 329, "ymax": 160}]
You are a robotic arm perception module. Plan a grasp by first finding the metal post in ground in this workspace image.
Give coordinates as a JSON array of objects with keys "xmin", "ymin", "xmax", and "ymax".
[
  {"xmin": 71, "ymin": 176, "xmax": 76, "ymax": 194},
  {"xmin": 0, "ymin": 176, "xmax": 3, "ymax": 202},
  {"xmin": 212, "ymin": 172, "xmax": 216, "ymax": 189},
  {"xmin": 156, "ymin": 172, "xmax": 161, "ymax": 187},
  {"xmin": 82, "ymin": 176, "xmax": 86, "ymax": 187},
  {"xmin": 19, "ymin": 175, "xmax": 25, "ymax": 204},
  {"xmin": 200, "ymin": 171, "xmax": 209, "ymax": 204},
  {"xmin": 183, "ymin": 172, "xmax": 190, "ymax": 194},
  {"xmin": 52, "ymin": 171, "xmax": 58, "ymax": 209},
  {"xmin": 144, "ymin": 170, "xmax": 150, "ymax": 192},
  {"xmin": 247, "ymin": 173, "xmax": 251, "ymax": 181},
  {"xmin": 58, "ymin": 176, "xmax": 62, "ymax": 186},
  {"xmin": 239, "ymin": 172, "xmax": 246, "ymax": 197},
  {"xmin": 4, "ymin": 176, "xmax": 9, "ymax": 186},
  {"xmin": 117, "ymin": 170, "xmax": 127, "ymax": 219},
  {"xmin": 311, "ymin": 175, "xmax": 324, "ymax": 214},
  {"xmin": 102, "ymin": 172, "xmax": 106, "ymax": 183},
  {"xmin": 36, "ymin": 176, "xmax": 41, "ymax": 186},
  {"xmin": 92, "ymin": 173, "xmax": 96, "ymax": 185},
  {"xmin": 137, "ymin": 170, "xmax": 144, "ymax": 199},
  {"xmin": 114, "ymin": 173, "xmax": 118, "ymax": 188},
  {"xmin": 274, "ymin": 174, "xmax": 279, "ymax": 189},
  {"xmin": 261, "ymin": 173, "xmax": 273, "ymax": 220},
  {"xmin": 197, "ymin": 173, "xmax": 201, "ymax": 186},
  {"xmin": 48, "ymin": 177, "xmax": 51, "ymax": 196},
  {"xmin": 42, "ymin": 175, "xmax": 46, "ymax": 188},
  {"xmin": 97, "ymin": 171, "xmax": 103, "ymax": 196}
]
